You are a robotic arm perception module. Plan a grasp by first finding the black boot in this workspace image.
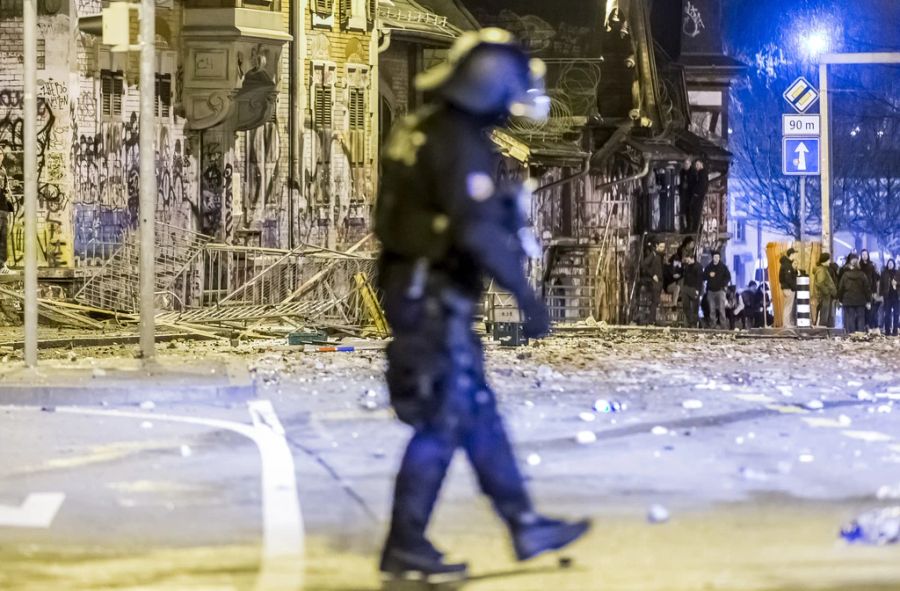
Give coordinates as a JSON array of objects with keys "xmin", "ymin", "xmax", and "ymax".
[
  {"xmin": 380, "ymin": 546, "xmax": 468, "ymax": 584},
  {"xmin": 511, "ymin": 513, "xmax": 591, "ymax": 561}
]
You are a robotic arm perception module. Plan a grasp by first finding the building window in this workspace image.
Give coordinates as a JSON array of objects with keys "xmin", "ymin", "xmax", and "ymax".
[
  {"xmin": 368, "ymin": 0, "xmax": 377, "ymax": 27},
  {"xmin": 155, "ymin": 73, "xmax": 172, "ymax": 118},
  {"xmin": 735, "ymin": 219, "xmax": 746, "ymax": 243},
  {"xmin": 101, "ymin": 70, "xmax": 125, "ymax": 117},
  {"xmin": 343, "ymin": 0, "xmax": 366, "ymax": 31},
  {"xmin": 314, "ymin": 0, "xmax": 333, "ymax": 12},
  {"xmin": 36, "ymin": 38, "xmax": 46, "ymax": 69},
  {"xmin": 347, "ymin": 65, "xmax": 368, "ymax": 166},
  {"xmin": 312, "ymin": 0, "xmax": 334, "ymax": 27},
  {"xmin": 312, "ymin": 63, "xmax": 336, "ymax": 130}
]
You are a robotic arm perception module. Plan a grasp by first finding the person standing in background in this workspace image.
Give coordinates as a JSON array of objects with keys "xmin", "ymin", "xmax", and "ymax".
[
  {"xmin": 838, "ymin": 254, "xmax": 871, "ymax": 334},
  {"xmin": 880, "ymin": 259, "xmax": 899, "ymax": 336},
  {"xmin": 679, "ymin": 159, "xmax": 693, "ymax": 232},
  {"xmin": 0, "ymin": 159, "xmax": 11, "ymax": 275},
  {"xmin": 681, "ymin": 251, "xmax": 703, "ymax": 328},
  {"xmin": 813, "ymin": 253, "xmax": 838, "ymax": 328},
  {"xmin": 779, "ymin": 248, "xmax": 799, "ymax": 328},
  {"xmin": 664, "ymin": 245, "xmax": 685, "ymax": 318},
  {"xmin": 859, "ymin": 249, "xmax": 880, "ymax": 333},
  {"xmin": 639, "ymin": 239, "xmax": 665, "ymax": 326},
  {"xmin": 703, "ymin": 250, "xmax": 731, "ymax": 329},
  {"xmin": 686, "ymin": 159, "xmax": 708, "ymax": 234}
]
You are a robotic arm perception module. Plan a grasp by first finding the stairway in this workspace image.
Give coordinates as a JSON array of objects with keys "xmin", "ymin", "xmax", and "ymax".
[{"xmin": 544, "ymin": 242, "xmax": 599, "ymax": 323}]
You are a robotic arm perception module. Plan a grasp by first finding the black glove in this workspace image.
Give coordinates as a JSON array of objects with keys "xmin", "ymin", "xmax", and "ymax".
[{"xmin": 522, "ymin": 294, "xmax": 551, "ymax": 339}]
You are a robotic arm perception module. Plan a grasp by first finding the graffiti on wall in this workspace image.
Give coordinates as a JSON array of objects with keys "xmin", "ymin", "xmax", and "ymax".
[
  {"xmin": 157, "ymin": 126, "xmax": 198, "ymax": 232},
  {"xmin": 72, "ymin": 110, "xmax": 202, "ymax": 264},
  {"xmin": 683, "ymin": 2, "xmax": 706, "ymax": 39},
  {"xmin": 38, "ymin": 80, "xmax": 69, "ymax": 110},
  {"xmin": 0, "ymin": 87, "xmax": 72, "ymax": 267},
  {"xmin": 243, "ymin": 121, "xmax": 282, "ymax": 245},
  {"xmin": 199, "ymin": 140, "xmax": 226, "ymax": 239}
]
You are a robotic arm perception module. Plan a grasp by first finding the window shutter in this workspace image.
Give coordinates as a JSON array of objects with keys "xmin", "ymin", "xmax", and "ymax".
[
  {"xmin": 314, "ymin": 0, "xmax": 333, "ymax": 15},
  {"xmin": 112, "ymin": 75, "xmax": 123, "ymax": 115},
  {"xmin": 368, "ymin": 0, "xmax": 376, "ymax": 26},
  {"xmin": 349, "ymin": 87, "xmax": 364, "ymax": 131},
  {"xmin": 324, "ymin": 87, "xmax": 333, "ymax": 127},
  {"xmin": 315, "ymin": 86, "xmax": 333, "ymax": 129},
  {"xmin": 101, "ymin": 73, "xmax": 112, "ymax": 116},
  {"xmin": 349, "ymin": 86, "xmax": 365, "ymax": 165}
]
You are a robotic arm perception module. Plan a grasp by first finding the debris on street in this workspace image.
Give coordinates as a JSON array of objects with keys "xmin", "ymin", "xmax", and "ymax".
[
  {"xmin": 841, "ymin": 507, "xmax": 900, "ymax": 545},
  {"xmin": 647, "ymin": 504, "xmax": 671, "ymax": 524}
]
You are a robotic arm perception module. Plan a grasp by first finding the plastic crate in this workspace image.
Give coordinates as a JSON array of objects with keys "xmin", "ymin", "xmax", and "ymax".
[{"xmin": 492, "ymin": 322, "xmax": 528, "ymax": 347}]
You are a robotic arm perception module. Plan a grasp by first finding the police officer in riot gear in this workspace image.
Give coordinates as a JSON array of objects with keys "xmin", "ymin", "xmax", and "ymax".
[{"xmin": 376, "ymin": 28, "xmax": 590, "ymax": 585}]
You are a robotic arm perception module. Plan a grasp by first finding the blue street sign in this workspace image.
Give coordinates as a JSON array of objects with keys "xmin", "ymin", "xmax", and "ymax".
[{"xmin": 783, "ymin": 137, "xmax": 820, "ymax": 176}]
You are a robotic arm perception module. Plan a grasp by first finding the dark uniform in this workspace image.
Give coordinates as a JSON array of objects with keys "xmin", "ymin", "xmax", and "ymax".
[
  {"xmin": 0, "ymin": 178, "xmax": 11, "ymax": 269},
  {"xmin": 375, "ymin": 28, "xmax": 588, "ymax": 583},
  {"xmin": 377, "ymin": 103, "xmax": 538, "ymax": 553}
]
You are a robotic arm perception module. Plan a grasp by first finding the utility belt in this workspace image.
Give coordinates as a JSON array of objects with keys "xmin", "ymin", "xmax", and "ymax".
[{"xmin": 380, "ymin": 254, "xmax": 478, "ymax": 331}]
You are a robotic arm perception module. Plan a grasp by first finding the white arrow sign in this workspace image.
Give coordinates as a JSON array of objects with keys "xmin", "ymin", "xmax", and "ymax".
[
  {"xmin": 794, "ymin": 142, "xmax": 810, "ymax": 171},
  {"xmin": 0, "ymin": 493, "xmax": 65, "ymax": 528}
]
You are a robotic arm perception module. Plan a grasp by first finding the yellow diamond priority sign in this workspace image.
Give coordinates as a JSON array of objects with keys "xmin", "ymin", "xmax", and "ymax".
[{"xmin": 783, "ymin": 77, "xmax": 819, "ymax": 114}]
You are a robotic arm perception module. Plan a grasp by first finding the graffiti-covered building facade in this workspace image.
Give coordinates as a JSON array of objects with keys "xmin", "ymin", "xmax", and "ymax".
[{"xmin": 0, "ymin": 0, "xmax": 382, "ymax": 272}]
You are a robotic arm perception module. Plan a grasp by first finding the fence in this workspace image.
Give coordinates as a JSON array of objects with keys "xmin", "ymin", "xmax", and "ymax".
[{"xmin": 73, "ymin": 222, "xmax": 211, "ymax": 313}]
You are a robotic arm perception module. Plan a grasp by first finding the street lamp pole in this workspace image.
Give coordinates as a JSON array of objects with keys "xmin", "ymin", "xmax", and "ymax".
[
  {"xmin": 23, "ymin": 0, "xmax": 38, "ymax": 367},
  {"xmin": 819, "ymin": 52, "xmax": 900, "ymax": 254},
  {"xmin": 819, "ymin": 61, "xmax": 832, "ymax": 253},
  {"xmin": 139, "ymin": 0, "xmax": 157, "ymax": 360}
]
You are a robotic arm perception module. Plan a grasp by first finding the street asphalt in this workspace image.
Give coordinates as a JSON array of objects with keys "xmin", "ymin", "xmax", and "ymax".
[{"xmin": 1, "ymin": 331, "xmax": 899, "ymax": 590}]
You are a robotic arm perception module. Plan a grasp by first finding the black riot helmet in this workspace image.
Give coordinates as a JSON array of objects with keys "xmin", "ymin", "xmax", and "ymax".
[{"xmin": 415, "ymin": 28, "xmax": 550, "ymax": 122}]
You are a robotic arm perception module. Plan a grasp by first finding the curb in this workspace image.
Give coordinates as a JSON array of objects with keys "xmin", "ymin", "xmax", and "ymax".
[{"xmin": 0, "ymin": 360, "xmax": 257, "ymax": 406}]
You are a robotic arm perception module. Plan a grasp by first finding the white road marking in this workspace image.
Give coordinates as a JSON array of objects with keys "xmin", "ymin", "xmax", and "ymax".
[
  {"xmin": 842, "ymin": 430, "xmax": 893, "ymax": 443},
  {"xmin": 247, "ymin": 400, "xmax": 306, "ymax": 591},
  {"xmin": 802, "ymin": 416, "xmax": 852, "ymax": 428},
  {"xmin": 0, "ymin": 493, "xmax": 65, "ymax": 528},
  {"xmin": 733, "ymin": 394, "xmax": 777, "ymax": 404},
  {"xmin": 1, "ymin": 404, "xmax": 305, "ymax": 590}
]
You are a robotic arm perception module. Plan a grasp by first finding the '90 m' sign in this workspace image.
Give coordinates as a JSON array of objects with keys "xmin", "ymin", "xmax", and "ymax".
[{"xmin": 783, "ymin": 115, "xmax": 821, "ymax": 137}]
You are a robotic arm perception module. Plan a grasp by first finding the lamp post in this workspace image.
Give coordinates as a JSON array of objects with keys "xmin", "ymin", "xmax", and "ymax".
[{"xmin": 796, "ymin": 30, "xmax": 831, "ymax": 245}]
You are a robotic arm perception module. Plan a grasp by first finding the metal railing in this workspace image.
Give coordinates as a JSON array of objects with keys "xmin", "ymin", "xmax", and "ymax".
[
  {"xmin": 73, "ymin": 222, "xmax": 212, "ymax": 313},
  {"xmin": 379, "ymin": 6, "xmax": 450, "ymax": 28},
  {"xmin": 156, "ymin": 244, "xmax": 379, "ymax": 329}
]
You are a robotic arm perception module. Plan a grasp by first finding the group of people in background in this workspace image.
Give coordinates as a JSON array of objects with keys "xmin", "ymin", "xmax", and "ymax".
[
  {"xmin": 639, "ymin": 236, "xmax": 759, "ymax": 330},
  {"xmin": 639, "ymin": 237, "xmax": 899, "ymax": 336},
  {"xmin": 805, "ymin": 248, "xmax": 899, "ymax": 335}
]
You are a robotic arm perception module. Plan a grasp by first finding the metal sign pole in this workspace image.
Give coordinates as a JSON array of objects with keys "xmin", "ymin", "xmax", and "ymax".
[
  {"xmin": 23, "ymin": 0, "xmax": 38, "ymax": 367},
  {"xmin": 139, "ymin": 0, "xmax": 157, "ymax": 360},
  {"xmin": 819, "ymin": 63, "xmax": 832, "ymax": 253},
  {"xmin": 799, "ymin": 176, "xmax": 806, "ymax": 241}
]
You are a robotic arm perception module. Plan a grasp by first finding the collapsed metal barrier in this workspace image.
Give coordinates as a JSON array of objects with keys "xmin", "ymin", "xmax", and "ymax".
[{"xmin": 157, "ymin": 242, "xmax": 380, "ymax": 335}]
